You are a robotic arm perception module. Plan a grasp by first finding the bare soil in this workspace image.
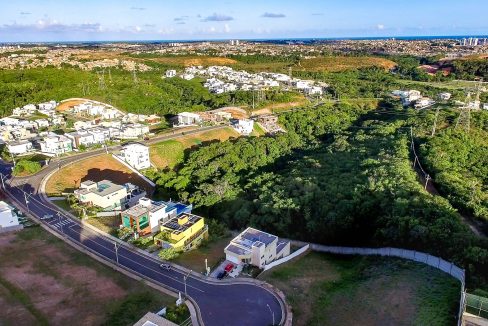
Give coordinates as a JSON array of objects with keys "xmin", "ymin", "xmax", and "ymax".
[{"xmin": 46, "ymin": 154, "xmax": 153, "ymax": 196}]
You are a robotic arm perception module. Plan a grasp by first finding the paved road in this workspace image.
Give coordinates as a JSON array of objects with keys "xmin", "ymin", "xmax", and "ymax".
[{"xmin": 0, "ymin": 139, "xmax": 285, "ymax": 326}]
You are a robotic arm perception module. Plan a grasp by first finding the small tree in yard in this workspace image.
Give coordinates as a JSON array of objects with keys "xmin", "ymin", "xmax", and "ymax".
[{"xmin": 158, "ymin": 247, "xmax": 180, "ymax": 260}]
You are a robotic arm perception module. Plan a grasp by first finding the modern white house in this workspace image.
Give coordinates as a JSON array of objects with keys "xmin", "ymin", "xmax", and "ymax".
[
  {"xmin": 224, "ymin": 227, "xmax": 290, "ymax": 268},
  {"xmin": 65, "ymin": 130, "xmax": 95, "ymax": 148},
  {"xmin": 165, "ymin": 70, "xmax": 177, "ymax": 78},
  {"xmin": 0, "ymin": 201, "xmax": 19, "ymax": 229},
  {"xmin": 232, "ymin": 119, "xmax": 254, "ymax": 135},
  {"xmin": 120, "ymin": 143, "xmax": 151, "ymax": 170},
  {"xmin": 39, "ymin": 134, "xmax": 72, "ymax": 155},
  {"xmin": 119, "ymin": 124, "xmax": 150, "ymax": 139},
  {"xmin": 175, "ymin": 112, "xmax": 202, "ymax": 126},
  {"xmin": 74, "ymin": 180, "xmax": 129, "ymax": 210},
  {"xmin": 7, "ymin": 140, "xmax": 33, "ymax": 155}
]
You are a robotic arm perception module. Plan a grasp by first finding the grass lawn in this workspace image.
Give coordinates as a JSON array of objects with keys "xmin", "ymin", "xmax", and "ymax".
[
  {"xmin": 0, "ymin": 227, "xmax": 177, "ymax": 326},
  {"xmin": 86, "ymin": 215, "xmax": 121, "ymax": 236},
  {"xmin": 150, "ymin": 127, "xmax": 239, "ymax": 169},
  {"xmin": 172, "ymin": 236, "xmax": 233, "ymax": 274},
  {"xmin": 51, "ymin": 199, "xmax": 78, "ymax": 216},
  {"xmin": 45, "ymin": 154, "xmax": 153, "ymax": 196},
  {"xmin": 260, "ymin": 252, "xmax": 461, "ymax": 326},
  {"xmin": 251, "ymin": 123, "xmax": 266, "ymax": 137},
  {"xmin": 395, "ymin": 78, "xmax": 479, "ymax": 90}
]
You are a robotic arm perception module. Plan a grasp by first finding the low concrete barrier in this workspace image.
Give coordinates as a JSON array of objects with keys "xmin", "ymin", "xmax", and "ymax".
[{"xmin": 263, "ymin": 244, "xmax": 309, "ymax": 271}]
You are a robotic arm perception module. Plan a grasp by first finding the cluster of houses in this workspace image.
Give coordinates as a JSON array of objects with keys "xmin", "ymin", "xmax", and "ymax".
[
  {"xmin": 72, "ymin": 178, "xmax": 208, "ymax": 252},
  {"xmin": 2, "ymin": 100, "xmax": 154, "ymax": 157},
  {"xmin": 167, "ymin": 66, "xmax": 327, "ymax": 95},
  {"xmin": 173, "ymin": 109, "xmax": 255, "ymax": 135},
  {"xmin": 391, "ymin": 90, "xmax": 437, "ymax": 109}
]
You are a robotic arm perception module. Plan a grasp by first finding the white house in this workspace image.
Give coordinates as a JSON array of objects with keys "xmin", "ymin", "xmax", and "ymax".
[
  {"xmin": 34, "ymin": 119, "xmax": 50, "ymax": 129},
  {"xmin": 119, "ymin": 124, "xmax": 149, "ymax": 139},
  {"xmin": 0, "ymin": 117, "xmax": 19, "ymax": 126},
  {"xmin": 39, "ymin": 134, "xmax": 73, "ymax": 155},
  {"xmin": 74, "ymin": 180, "xmax": 128, "ymax": 210},
  {"xmin": 0, "ymin": 201, "xmax": 19, "ymax": 228},
  {"xmin": 224, "ymin": 227, "xmax": 290, "ymax": 268},
  {"xmin": 120, "ymin": 143, "xmax": 150, "ymax": 170},
  {"xmin": 439, "ymin": 92, "xmax": 452, "ymax": 101},
  {"xmin": 7, "ymin": 140, "xmax": 33, "ymax": 155},
  {"xmin": 88, "ymin": 128, "xmax": 107, "ymax": 144},
  {"xmin": 165, "ymin": 70, "xmax": 177, "ymax": 78},
  {"xmin": 175, "ymin": 112, "xmax": 202, "ymax": 126},
  {"xmin": 74, "ymin": 121, "xmax": 94, "ymax": 130},
  {"xmin": 232, "ymin": 119, "xmax": 254, "ymax": 135},
  {"xmin": 121, "ymin": 197, "xmax": 173, "ymax": 233},
  {"xmin": 38, "ymin": 100, "xmax": 57, "ymax": 111},
  {"xmin": 65, "ymin": 131, "xmax": 95, "ymax": 148}
]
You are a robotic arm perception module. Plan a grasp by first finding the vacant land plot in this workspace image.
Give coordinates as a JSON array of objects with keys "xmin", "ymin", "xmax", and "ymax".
[
  {"xmin": 260, "ymin": 252, "xmax": 460, "ymax": 326},
  {"xmin": 0, "ymin": 227, "xmax": 174, "ymax": 326},
  {"xmin": 56, "ymin": 99, "xmax": 86, "ymax": 112},
  {"xmin": 150, "ymin": 56, "xmax": 237, "ymax": 67},
  {"xmin": 298, "ymin": 56, "xmax": 397, "ymax": 72},
  {"xmin": 46, "ymin": 154, "xmax": 153, "ymax": 196},
  {"xmin": 172, "ymin": 236, "xmax": 233, "ymax": 274},
  {"xmin": 150, "ymin": 127, "xmax": 239, "ymax": 168}
]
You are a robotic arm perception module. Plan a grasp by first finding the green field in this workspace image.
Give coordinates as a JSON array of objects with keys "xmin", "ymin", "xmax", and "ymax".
[{"xmin": 260, "ymin": 252, "xmax": 461, "ymax": 326}]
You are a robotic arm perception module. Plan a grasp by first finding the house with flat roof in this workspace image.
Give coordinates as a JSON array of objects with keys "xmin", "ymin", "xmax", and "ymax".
[
  {"xmin": 7, "ymin": 140, "xmax": 32, "ymax": 155},
  {"xmin": 156, "ymin": 213, "xmax": 208, "ymax": 252},
  {"xmin": 74, "ymin": 180, "xmax": 128, "ymax": 210},
  {"xmin": 224, "ymin": 227, "xmax": 290, "ymax": 268},
  {"xmin": 120, "ymin": 143, "xmax": 151, "ymax": 170},
  {"xmin": 133, "ymin": 312, "xmax": 178, "ymax": 326},
  {"xmin": 0, "ymin": 201, "xmax": 19, "ymax": 229},
  {"xmin": 38, "ymin": 134, "xmax": 72, "ymax": 155},
  {"xmin": 121, "ymin": 198, "xmax": 176, "ymax": 235}
]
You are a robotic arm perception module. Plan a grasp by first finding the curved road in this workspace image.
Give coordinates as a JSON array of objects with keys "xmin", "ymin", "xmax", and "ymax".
[{"xmin": 0, "ymin": 129, "xmax": 286, "ymax": 326}]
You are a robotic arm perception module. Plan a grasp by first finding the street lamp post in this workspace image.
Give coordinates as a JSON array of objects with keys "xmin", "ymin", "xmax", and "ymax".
[
  {"xmin": 266, "ymin": 304, "xmax": 275, "ymax": 326},
  {"xmin": 183, "ymin": 270, "xmax": 192, "ymax": 300},
  {"xmin": 23, "ymin": 192, "xmax": 30, "ymax": 212},
  {"xmin": 114, "ymin": 242, "xmax": 119, "ymax": 265}
]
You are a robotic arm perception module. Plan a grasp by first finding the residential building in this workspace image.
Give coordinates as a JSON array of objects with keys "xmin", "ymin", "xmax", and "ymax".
[
  {"xmin": 7, "ymin": 140, "xmax": 32, "ymax": 155},
  {"xmin": 120, "ymin": 143, "xmax": 151, "ymax": 170},
  {"xmin": 39, "ymin": 134, "xmax": 72, "ymax": 155},
  {"xmin": 157, "ymin": 213, "xmax": 208, "ymax": 251},
  {"xmin": 439, "ymin": 92, "xmax": 452, "ymax": 100},
  {"xmin": 0, "ymin": 201, "xmax": 19, "ymax": 228},
  {"xmin": 165, "ymin": 70, "xmax": 177, "ymax": 78},
  {"xmin": 232, "ymin": 119, "xmax": 254, "ymax": 135},
  {"xmin": 174, "ymin": 112, "xmax": 202, "ymax": 126},
  {"xmin": 224, "ymin": 227, "xmax": 290, "ymax": 268},
  {"xmin": 133, "ymin": 312, "xmax": 178, "ymax": 326},
  {"xmin": 65, "ymin": 130, "xmax": 95, "ymax": 148},
  {"xmin": 121, "ymin": 198, "xmax": 175, "ymax": 235},
  {"xmin": 74, "ymin": 180, "xmax": 128, "ymax": 210},
  {"xmin": 119, "ymin": 124, "xmax": 150, "ymax": 139}
]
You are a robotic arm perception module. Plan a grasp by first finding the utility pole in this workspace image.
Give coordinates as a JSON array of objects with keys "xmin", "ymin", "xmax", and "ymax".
[
  {"xmin": 424, "ymin": 174, "xmax": 431, "ymax": 190},
  {"xmin": 431, "ymin": 106, "xmax": 440, "ymax": 137},
  {"xmin": 0, "ymin": 173, "xmax": 5, "ymax": 189}
]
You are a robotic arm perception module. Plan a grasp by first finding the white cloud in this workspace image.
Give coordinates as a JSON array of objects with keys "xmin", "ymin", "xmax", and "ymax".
[
  {"xmin": 224, "ymin": 23, "xmax": 230, "ymax": 33},
  {"xmin": 377, "ymin": 24, "xmax": 385, "ymax": 30}
]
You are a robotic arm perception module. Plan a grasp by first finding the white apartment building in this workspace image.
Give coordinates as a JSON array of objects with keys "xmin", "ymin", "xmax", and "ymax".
[
  {"xmin": 224, "ymin": 227, "xmax": 290, "ymax": 268},
  {"xmin": 65, "ymin": 130, "xmax": 95, "ymax": 148},
  {"xmin": 120, "ymin": 143, "xmax": 150, "ymax": 170}
]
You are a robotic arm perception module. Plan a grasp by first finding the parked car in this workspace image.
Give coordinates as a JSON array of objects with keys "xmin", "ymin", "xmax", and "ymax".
[
  {"xmin": 217, "ymin": 271, "xmax": 227, "ymax": 280},
  {"xmin": 224, "ymin": 263, "xmax": 234, "ymax": 273},
  {"xmin": 160, "ymin": 263, "xmax": 171, "ymax": 270}
]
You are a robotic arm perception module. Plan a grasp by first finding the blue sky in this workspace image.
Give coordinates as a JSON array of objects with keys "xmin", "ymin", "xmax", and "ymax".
[{"xmin": 0, "ymin": 0, "xmax": 487, "ymax": 42}]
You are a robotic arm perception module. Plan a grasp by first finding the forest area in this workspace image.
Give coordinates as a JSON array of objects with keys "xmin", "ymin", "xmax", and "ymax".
[{"xmin": 149, "ymin": 101, "xmax": 488, "ymax": 290}]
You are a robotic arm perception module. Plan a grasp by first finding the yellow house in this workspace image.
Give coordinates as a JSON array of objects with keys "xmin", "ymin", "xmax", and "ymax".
[{"xmin": 156, "ymin": 213, "xmax": 208, "ymax": 251}]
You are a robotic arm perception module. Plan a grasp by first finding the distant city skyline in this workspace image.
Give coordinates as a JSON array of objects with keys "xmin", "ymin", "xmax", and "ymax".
[{"xmin": 1, "ymin": 0, "xmax": 488, "ymax": 42}]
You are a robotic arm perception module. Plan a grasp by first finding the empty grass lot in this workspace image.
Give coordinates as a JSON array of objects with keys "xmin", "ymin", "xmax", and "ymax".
[
  {"xmin": 149, "ymin": 127, "xmax": 239, "ymax": 169},
  {"xmin": 172, "ymin": 236, "xmax": 233, "ymax": 274},
  {"xmin": 298, "ymin": 56, "xmax": 397, "ymax": 72},
  {"xmin": 45, "ymin": 154, "xmax": 153, "ymax": 196},
  {"xmin": 0, "ymin": 227, "xmax": 175, "ymax": 326},
  {"xmin": 260, "ymin": 252, "xmax": 460, "ymax": 326}
]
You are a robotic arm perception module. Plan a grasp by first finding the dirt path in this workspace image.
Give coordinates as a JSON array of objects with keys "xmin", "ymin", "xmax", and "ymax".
[{"xmin": 413, "ymin": 159, "xmax": 487, "ymax": 238}]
